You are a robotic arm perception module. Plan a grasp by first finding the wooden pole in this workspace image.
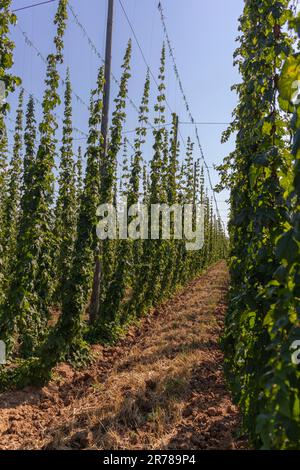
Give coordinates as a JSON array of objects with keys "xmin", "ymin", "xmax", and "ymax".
[{"xmin": 89, "ymin": 0, "xmax": 114, "ymax": 324}]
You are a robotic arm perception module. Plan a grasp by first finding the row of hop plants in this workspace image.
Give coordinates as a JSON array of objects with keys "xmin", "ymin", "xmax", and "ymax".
[
  {"xmin": 218, "ymin": 0, "xmax": 300, "ymax": 450},
  {"xmin": 0, "ymin": 0, "xmax": 227, "ymax": 389}
]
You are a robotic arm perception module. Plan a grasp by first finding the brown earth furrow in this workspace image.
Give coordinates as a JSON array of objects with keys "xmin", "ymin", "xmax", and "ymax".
[{"xmin": 0, "ymin": 261, "xmax": 247, "ymax": 450}]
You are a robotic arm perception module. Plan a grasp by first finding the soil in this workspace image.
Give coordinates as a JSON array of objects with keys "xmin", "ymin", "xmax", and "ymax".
[{"xmin": 0, "ymin": 261, "xmax": 247, "ymax": 450}]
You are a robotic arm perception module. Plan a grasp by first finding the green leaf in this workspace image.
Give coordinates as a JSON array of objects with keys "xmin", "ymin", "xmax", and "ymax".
[
  {"xmin": 293, "ymin": 394, "xmax": 300, "ymax": 419},
  {"xmin": 278, "ymin": 54, "xmax": 300, "ymax": 113},
  {"xmin": 262, "ymin": 121, "xmax": 272, "ymax": 136},
  {"xmin": 275, "ymin": 231, "xmax": 299, "ymax": 264},
  {"xmin": 249, "ymin": 164, "xmax": 262, "ymax": 189}
]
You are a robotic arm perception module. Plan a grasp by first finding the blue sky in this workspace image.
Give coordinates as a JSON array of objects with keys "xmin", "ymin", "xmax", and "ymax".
[{"xmin": 8, "ymin": 0, "xmax": 245, "ymax": 226}]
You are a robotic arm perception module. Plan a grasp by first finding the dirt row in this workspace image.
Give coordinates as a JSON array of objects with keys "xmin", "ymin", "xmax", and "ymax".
[{"xmin": 0, "ymin": 261, "xmax": 247, "ymax": 450}]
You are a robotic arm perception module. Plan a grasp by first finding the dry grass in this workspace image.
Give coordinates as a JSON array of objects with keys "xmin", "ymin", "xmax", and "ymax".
[{"xmin": 0, "ymin": 261, "xmax": 247, "ymax": 450}]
